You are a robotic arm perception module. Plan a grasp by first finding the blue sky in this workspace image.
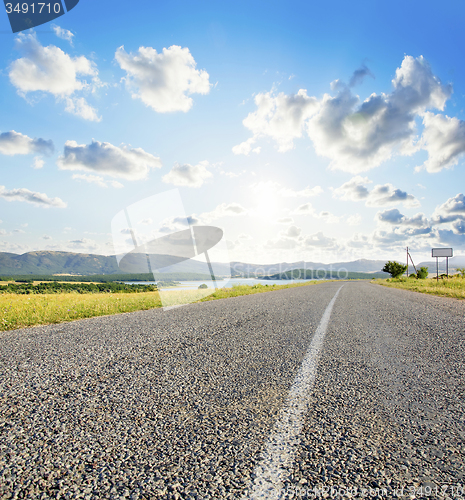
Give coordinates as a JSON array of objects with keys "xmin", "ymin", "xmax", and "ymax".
[{"xmin": 1, "ymin": 0, "xmax": 465, "ymax": 265}]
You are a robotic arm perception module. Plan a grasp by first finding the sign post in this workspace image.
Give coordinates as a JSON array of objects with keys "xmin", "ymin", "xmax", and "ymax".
[{"xmin": 431, "ymin": 248, "xmax": 453, "ymax": 281}]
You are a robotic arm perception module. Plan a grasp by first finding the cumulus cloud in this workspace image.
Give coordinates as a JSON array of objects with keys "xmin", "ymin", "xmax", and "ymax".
[
  {"xmin": 0, "ymin": 186, "xmax": 66, "ymax": 208},
  {"xmin": 65, "ymin": 97, "xmax": 101, "ymax": 122},
  {"xmin": 283, "ymin": 225, "xmax": 301, "ymax": 238},
  {"xmin": 162, "ymin": 161, "xmax": 212, "ymax": 188},
  {"xmin": 233, "ymin": 89, "xmax": 318, "ymax": 153},
  {"xmin": 237, "ymin": 56, "xmax": 454, "ymax": 173},
  {"xmin": 0, "ymin": 130, "xmax": 53, "ymax": 156},
  {"xmin": 377, "ymin": 208, "xmax": 430, "ymax": 228},
  {"xmin": 232, "ymin": 137, "xmax": 256, "ymax": 156},
  {"xmin": 432, "ymin": 193, "xmax": 465, "ymax": 224},
  {"xmin": 417, "ymin": 113, "xmax": 465, "ymax": 173},
  {"xmin": 308, "ymin": 56, "xmax": 451, "ymax": 172},
  {"xmin": 333, "ymin": 176, "xmax": 419, "ymax": 207},
  {"xmin": 9, "ymin": 33, "xmax": 100, "ymax": 120},
  {"xmin": 436, "ymin": 229, "xmax": 465, "ymax": 246},
  {"xmin": 51, "ymin": 25, "xmax": 74, "ymax": 45},
  {"xmin": 32, "ymin": 157, "xmax": 45, "ymax": 169},
  {"xmin": 115, "ymin": 45, "xmax": 211, "ymax": 113},
  {"xmin": 72, "ymin": 173, "xmax": 124, "ymax": 188},
  {"xmin": 57, "ymin": 140, "xmax": 162, "ymax": 180}
]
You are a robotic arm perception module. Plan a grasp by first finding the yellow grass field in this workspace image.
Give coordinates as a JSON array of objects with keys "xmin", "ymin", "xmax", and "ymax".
[
  {"xmin": 372, "ymin": 277, "xmax": 465, "ymax": 300},
  {"xmin": 0, "ymin": 281, "xmax": 321, "ymax": 332}
]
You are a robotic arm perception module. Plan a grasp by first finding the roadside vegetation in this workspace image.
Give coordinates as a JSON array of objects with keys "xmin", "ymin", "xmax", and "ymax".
[
  {"xmin": 0, "ymin": 281, "xmax": 322, "ymax": 332},
  {"xmin": 373, "ymin": 274, "xmax": 465, "ymax": 300},
  {"xmin": 0, "ymin": 281, "xmax": 158, "ymax": 294}
]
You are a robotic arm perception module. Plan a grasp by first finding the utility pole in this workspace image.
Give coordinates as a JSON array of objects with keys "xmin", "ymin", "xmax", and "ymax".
[{"xmin": 406, "ymin": 247, "xmax": 409, "ymax": 278}]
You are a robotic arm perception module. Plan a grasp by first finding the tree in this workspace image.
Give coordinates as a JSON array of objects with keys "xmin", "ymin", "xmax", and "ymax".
[
  {"xmin": 198, "ymin": 283, "xmax": 208, "ymax": 289},
  {"xmin": 416, "ymin": 266, "xmax": 428, "ymax": 279},
  {"xmin": 382, "ymin": 261, "xmax": 408, "ymax": 278}
]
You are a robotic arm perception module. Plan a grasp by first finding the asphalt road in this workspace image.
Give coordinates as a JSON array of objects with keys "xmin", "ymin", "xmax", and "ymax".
[{"xmin": 0, "ymin": 282, "xmax": 464, "ymax": 499}]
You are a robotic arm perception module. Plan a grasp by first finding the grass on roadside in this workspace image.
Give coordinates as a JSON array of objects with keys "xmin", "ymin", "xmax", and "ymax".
[
  {"xmin": 0, "ymin": 281, "xmax": 322, "ymax": 332},
  {"xmin": 372, "ymin": 276, "xmax": 465, "ymax": 300}
]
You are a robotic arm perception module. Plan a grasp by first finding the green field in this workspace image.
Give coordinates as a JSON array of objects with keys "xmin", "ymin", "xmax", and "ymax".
[
  {"xmin": 372, "ymin": 276, "xmax": 465, "ymax": 300},
  {"xmin": 0, "ymin": 281, "xmax": 321, "ymax": 332}
]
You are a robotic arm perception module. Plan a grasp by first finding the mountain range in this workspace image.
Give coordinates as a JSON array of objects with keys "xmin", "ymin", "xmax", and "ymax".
[{"xmin": 0, "ymin": 251, "xmax": 463, "ymax": 276}]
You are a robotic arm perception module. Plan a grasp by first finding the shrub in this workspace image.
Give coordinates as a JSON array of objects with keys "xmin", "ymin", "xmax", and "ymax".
[
  {"xmin": 456, "ymin": 267, "xmax": 465, "ymax": 278},
  {"xmin": 409, "ymin": 273, "xmax": 417, "ymax": 279},
  {"xmin": 198, "ymin": 283, "xmax": 208, "ymax": 289},
  {"xmin": 416, "ymin": 266, "xmax": 428, "ymax": 279},
  {"xmin": 382, "ymin": 261, "xmax": 408, "ymax": 279}
]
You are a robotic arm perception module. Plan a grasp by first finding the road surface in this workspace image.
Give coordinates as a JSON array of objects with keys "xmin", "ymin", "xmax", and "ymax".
[{"xmin": 0, "ymin": 282, "xmax": 464, "ymax": 499}]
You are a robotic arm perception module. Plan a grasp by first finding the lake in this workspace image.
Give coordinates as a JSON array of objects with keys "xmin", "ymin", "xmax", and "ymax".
[{"xmin": 124, "ymin": 277, "xmax": 315, "ymax": 290}]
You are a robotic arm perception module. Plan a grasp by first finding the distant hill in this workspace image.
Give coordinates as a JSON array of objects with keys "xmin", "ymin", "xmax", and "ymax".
[
  {"xmin": 0, "ymin": 251, "xmax": 120, "ymax": 275},
  {"xmin": 1, "ymin": 251, "xmax": 463, "ymax": 277},
  {"xmin": 263, "ymin": 269, "xmax": 389, "ymax": 280}
]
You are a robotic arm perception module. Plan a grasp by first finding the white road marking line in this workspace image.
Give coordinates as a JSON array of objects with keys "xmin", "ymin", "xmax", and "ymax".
[{"xmin": 244, "ymin": 285, "xmax": 344, "ymax": 500}]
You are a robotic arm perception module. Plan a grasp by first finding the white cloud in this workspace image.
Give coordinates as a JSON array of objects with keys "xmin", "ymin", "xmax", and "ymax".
[
  {"xmin": 0, "ymin": 186, "xmax": 66, "ymax": 208},
  {"xmin": 115, "ymin": 45, "xmax": 211, "ymax": 113},
  {"xmin": 432, "ymin": 193, "xmax": 465, "ymax": 224},
  {"xmin": 32, "ymin": 157, "xmax": 45, "ymax": 169},
  {"xmin": 65, "ymin": 97, "xmax": 101, "ymax": 122},
  {"xmin": 232, "ymin": 137, "xmax": 256, "ymax": 156},
  {"xmin": 9, "ymin": 33, "xmax": 100, "ymax": 120},
  {"xmin": 42, "ymin": 235, "xmax": 52, "ymax": 240},
  {"xmin": 307, "ymin": 56, "xmax": 451, "ymax": 173},
  {"xmin": 58, "ymin": 140, "xmax": 162, "ymax": 180},
  {"xmin": 51, "ymin": 25, "xmax": 74, "ymax": 45},
  {"xmin": 237, "ymin": 56, "xmax": 453, "ymax": 173},
  {"xmin": 233, "ymin": 89, "xmax": 318, "ymax": 154},
  {"xmin": 0, "ymin": 130, "xmax": 53, "ymax": 156},
  {"xmin": 283, "ymin": 225, "xmax": 301, "ymax": 238},
  {"xmin": 72, "ymin": 173, "xmax": 124, "ymax": 188},
  {"xmin": 417, "ymin": 113, "xmax": 465, "ymax": 173},
  {"xmin": 333, "ymin": 176, "xmax": 419, "ymax": 207},
  {"xmin": 138, "ymin": 218, "xmax": 153, "ymax": 225},
  {"xmin": 162, "ymin": 161, "xmax": 212, "ymax": 188}
]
